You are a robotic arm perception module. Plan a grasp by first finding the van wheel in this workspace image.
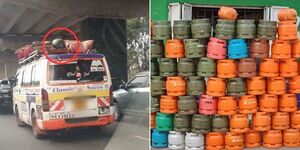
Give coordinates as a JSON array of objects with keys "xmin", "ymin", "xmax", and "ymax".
[
  {"xmin": 113, "ymin": 102, "xmax": 121, "ymax": 122},
  {"xmin": 31, "ymin": 111, "xmax": 45, "ymax": 139},
  {"xmin": 15, "ymin": 107, "xmax": 25, "ymax": 127}
]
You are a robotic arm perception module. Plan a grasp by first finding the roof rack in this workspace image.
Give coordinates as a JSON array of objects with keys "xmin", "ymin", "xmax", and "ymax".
[
  {"xmin": 16, "ymin": 40, "xmax": 94, "ymax": 65},
  {"xmin": 18, "ymin": 50, "xmax": 39, "ymax": 65}
]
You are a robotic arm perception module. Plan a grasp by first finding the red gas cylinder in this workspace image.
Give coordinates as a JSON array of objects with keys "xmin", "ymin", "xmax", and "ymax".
[
  {"xmin": 230, "ymin": 114, "xmax": 250, "ymax": 133},
  {"xmin": 279, "ymin": 58, "xmax": 298, "ymax": 77},
  {"xmin": 279, "ymin": 94, "xmax": 297, "ymax": 112},
  {"xmin": 249, "ymin": 38, "xmax": 269, "ymax": 58},
  {"xmin": 252, "ymin": 112, "xmax": 271, "ymax": 131},
  {"xmin": 272, "ymin": 112, "xmax": 290, "ymax": 130},
  {"xmin": 247, "ymin": 76, "xmax": 266, "ymax": 95},
  {"xmin": 291, "ymin": 111, "xmax": 300, "ymax": 129},
  {"xmin": 199, "ymin": 94, "xmax": 217, "ymax": 114},
  {"xmin": 263, "ymin": 130, "xmax": 282, "ymax": 149},
  {"xmin": 292, "ymin": 39, "xmax": 300, "ymax": 58},
  {"xmin": 267, "ymin": 77, "xmax": 286, "ymax": 95},
  {"xmin": 244, "ymin": 130, "xmax": 261, "ymax": 148},
  {"xmin": 259, "ymin": 94, "xmax": 278, "ymax": 112},
  {"xmin": 238, "ymin": 95, "xmax": 257, "ymax": 114},
  {"xmin": 283, "ymin": 129, "xmax": 300, "ymax": 147},
  {"xmin": 259, "ymin": 58, "xmax": 279, "ymax": 77},
  {"xmin": 206, "ymin": 77, "xmax": 226, "ymax": 97},
  {"xmin": 289, "ymin": 76, "xmax": 300, "ymax": 93},
  {"xmin": 207, "ymin": 37, "xmax": 227, "ymax": 59},
  {"xmin": 218, "ymin": 96, "xmax": 237, "ymax": 115},
  {"xmin": 271, "ymin": 40, "xmax": 291, "ymax": 59},
  {"xmin": 278, "ymin": 21, "xmax": 298, "ymax": 40},
  {"xmin": 237, "ymin": 58, "xmax": 257, "ymax": 77}
]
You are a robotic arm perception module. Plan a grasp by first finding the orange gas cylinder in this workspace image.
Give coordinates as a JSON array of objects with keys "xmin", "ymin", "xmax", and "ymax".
[
  {"xmin": 292, "ymin": 39, "xmax": 300, "ymax": 58},
  {"xmin": 151, "ymin": 112, "xmax": 156, "ymax": 129},
  {"xmin": 279, "ymin": 94, "xmax": 297, "ymax": 112},
  {"xmin": 166, "ymin": 77, "xmax": 186, "ymax": 96},
  {"xmin": 263, "ymin": 130, "xmax": 282, "ymax": 149},
  {"xmin": 230, "ymin": 114, "xmax": 249, "ymax": 133},
  {"xmin": 238, "ymin": 95, "xmax": 257, "ymax": 114},
  {"xmin": 291, "ymin": 111, "xmax": 300, "ymax": 129},
  {"xmin": 279, "ymin": 58, "xmax": 298, "ymax": 77},
  {"xmin": 218, "ymin": 96, "xmax": 237, "ymax": 115},
  {"xmin": 160, "ymin": 95, "xmax": 178, "ymax": 114},
  {"xmin": 206, "ymin": 132, "xmax": 225, "ymax": 150},
  {"xmin": 225, "ymin": 132, "xmax": 244, "ymax": 150},
  {"xmin": 253, "ymin": 112, "xmax": 271, "ymax": 131},
  {"xmin": 289, "ymin": 76, "xmax": 300, "ymax": 93},
  {"xmin": 165, "ymin": 39, "xmax": 185, "ymax": 58},
  {"xmin": 259, "ymin": 58, "xmax": 279, "ymax": 77},
  {"xmin": 271, "ymin": 40, "xmax": 291, "ymax": 59},
  {"xmin": 283, "ymin": 129, "xmax": 300, "ymax": 147},
  {"xmin": 259, "ymin": 94, "xmax": 278, "ymax": 112},
  {"xmin": 217, "ymin": 59, "xmax": 237, "ymax": 78},
  {"xmin": 267, "ymin": 77, "xmax": 286, "ymax": 95},
  {"xmin": 218, "ymin": 6, "xmax": 238, "ymax": 20},
  {"xmin": 272, "ymin": 112, "xmax": 290, "ymax": 130},
  {"xmin": 278, "ymin": 8, "xmax": 297, "ymax": 21},
  {"xmin": 247, "ymin": 76, "xmax": 266, "ymax": 95},
  {"xmin": 278, "ymin": 21, "xmax": 298, "ymax": 40},
  {"xmin": 244, "ymin": 130, "xmax": 261, "ymax": 148},
  {"xmin": 206, "ymin": 77, "xmax": 226, "ymax": 97}
]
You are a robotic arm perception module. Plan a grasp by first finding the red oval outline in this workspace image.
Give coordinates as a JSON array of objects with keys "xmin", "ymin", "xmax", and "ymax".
[{"xmin": 42, "ymin": 27, "xmax": 80, "ymax": 65}]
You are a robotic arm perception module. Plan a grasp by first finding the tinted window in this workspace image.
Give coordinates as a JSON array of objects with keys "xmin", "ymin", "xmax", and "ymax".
[
  {"xmin": 22, "ymin": 66, "xmax": 31, "ymax": 87},
  {"xmin": 49, "ymin": 60, "xmax": 107, "ymax": 84},
  {"xmin": 21, "ymin": 70, "xmax": 25, "ymax": 87},
  {"xmin": 31, "ymin": 65, "xmax": 36, "ymax": 86},
  {"xmin": 128, "ymin": 76, "xmax": 148, "ymax": 88},
  {"xmin": 30, "ymin": 65, "xmax": 40, "ymax": 86}
]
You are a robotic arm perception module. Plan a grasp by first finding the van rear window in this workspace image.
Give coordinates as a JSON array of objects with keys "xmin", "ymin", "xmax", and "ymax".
[{"xmin": 49, "ymin": 60, "xmax": 107, "ymax": 84}]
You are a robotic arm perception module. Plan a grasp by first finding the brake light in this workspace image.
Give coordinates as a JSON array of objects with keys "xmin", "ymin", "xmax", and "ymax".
[
  {"xmin": 109, "ymin": 86, "xmax": 113, "ymax": 104},
  {"xmin": 41, "ymin": 88, "xmax": 49, "ymax": 111}
]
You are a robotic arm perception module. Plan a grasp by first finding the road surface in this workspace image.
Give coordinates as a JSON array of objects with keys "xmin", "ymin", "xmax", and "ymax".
[{"xmin": 0, "ymin": 111, "xmax": 149, "ymax": 150}]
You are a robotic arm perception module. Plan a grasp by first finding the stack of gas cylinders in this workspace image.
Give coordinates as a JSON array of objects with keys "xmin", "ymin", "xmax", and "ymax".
[{"xmin": 151, "ymin": 6, "xmax": 300, "ymax": 150}]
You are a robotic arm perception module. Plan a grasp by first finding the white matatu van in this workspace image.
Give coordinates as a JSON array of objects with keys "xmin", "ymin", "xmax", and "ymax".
[{"xmin": 13, "ymin": 53, "xmax": 115, "ymax": 138}]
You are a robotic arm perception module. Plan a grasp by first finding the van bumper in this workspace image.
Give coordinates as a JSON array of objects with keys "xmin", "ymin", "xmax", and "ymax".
[{"xmin": 38, "ymin": 115, "xmax": 114, "ymax": 130}]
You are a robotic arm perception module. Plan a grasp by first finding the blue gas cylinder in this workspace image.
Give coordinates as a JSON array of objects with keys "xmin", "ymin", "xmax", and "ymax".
[
  {"xmin": 151, "ymin": 129, "xmax": 168, "ymax": 148},
  {"xmin": 228, "ymin": 39, "xmax": 248, "ymax": 59}
]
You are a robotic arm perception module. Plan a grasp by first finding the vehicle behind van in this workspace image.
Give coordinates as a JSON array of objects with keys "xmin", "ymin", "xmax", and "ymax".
[
  {"xmin": 13, "ymin": 53, "xmax": 115, "ymax": 138},
  {"xmin": 0, "ymin": 79, "xmax": 13, "ymax": 111}
]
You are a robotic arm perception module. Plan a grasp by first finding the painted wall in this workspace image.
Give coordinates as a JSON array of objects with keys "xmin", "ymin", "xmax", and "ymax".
[{"xmin": 151, "ymin": 0, "xmax": 300, "ymax": 30}]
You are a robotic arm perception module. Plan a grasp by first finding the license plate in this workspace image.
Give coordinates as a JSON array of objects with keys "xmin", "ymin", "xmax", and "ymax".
[
  {"xmin": 73, "ymin": 99, "xmax": 87, "ymax": 111},
  {"xmin": 50, "ymin": 112, "xmax": 75, "ymax": 120},
  {"xmin": 99, "ymin": 107, "xmax": 110, "ymax": 115}
]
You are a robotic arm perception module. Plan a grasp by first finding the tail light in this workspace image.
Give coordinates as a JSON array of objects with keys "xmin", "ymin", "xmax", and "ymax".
[
  {"xmin": 41, "ymin": 88, "xmax": 49, "ymax": 111},
  {"xmin": 109, "ymin": 86, "xmax": 113, "ymax": 104}
]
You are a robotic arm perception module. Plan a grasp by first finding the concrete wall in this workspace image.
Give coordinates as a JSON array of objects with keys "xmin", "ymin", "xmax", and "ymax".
[
  {"xmin": 80, "ymin": 18, "xmax": 128, "ymax": 83},
  {"xmin": 0, "ymin": 54, "xmax": 18, "ymax": 79}
]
